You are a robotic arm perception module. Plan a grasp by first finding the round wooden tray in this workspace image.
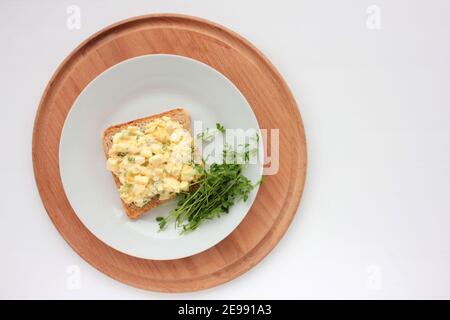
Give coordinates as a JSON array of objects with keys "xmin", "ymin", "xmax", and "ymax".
[{"xmin": 32, "ymin": 14, "xmax": 307, "ymax": 292}]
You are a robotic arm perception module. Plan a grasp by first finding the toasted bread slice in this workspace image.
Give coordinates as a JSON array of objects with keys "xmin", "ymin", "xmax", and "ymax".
[{"xmin": 102, "ymin": 108, "xmax": 191, "ymax": 220}]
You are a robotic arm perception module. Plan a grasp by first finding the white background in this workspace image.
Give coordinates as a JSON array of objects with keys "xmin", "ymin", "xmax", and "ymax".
[{"xmin": 1, "ymin": 0, "xmax": 450, "ymax": 299}]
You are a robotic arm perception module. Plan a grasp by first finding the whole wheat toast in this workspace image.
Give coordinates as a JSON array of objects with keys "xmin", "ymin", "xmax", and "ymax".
[{"xmin": 102, "ymin": 108, "xmax": 191, "ymax": 220}]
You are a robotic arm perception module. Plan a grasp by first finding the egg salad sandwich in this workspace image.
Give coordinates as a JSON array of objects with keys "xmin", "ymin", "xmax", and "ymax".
[{"xmin": 102, "ymin": 108, "xmax": 199, "ymax": 219}]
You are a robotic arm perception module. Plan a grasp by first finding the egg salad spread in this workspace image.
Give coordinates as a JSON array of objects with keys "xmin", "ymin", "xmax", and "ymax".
[{"xmin": 106, "ymin": 116, "xmax": 198, "ymax": 207}]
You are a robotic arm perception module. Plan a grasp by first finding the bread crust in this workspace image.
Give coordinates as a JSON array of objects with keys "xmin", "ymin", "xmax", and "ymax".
[{"xmin": 102, "ymin": 108, "xmax": 191, "ymax": 219}]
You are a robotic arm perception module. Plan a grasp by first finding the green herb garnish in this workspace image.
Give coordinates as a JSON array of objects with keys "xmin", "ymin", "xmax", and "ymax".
[
  {"xmin": 127, "ymin": 156, "xmax": 135, "ymax": 162},
  {"xmin": 252, "ymin": 132, "xmax": 260, "ymax": 143},
  {"xmin": 156, "ymin": 216, "xmax": 167, "ymax": 229},
  {"xmin": 197, "ymin": 128, "xmax": 214, "ymax": 143},
  {"xmin": 216, "ymin": 123, "xmax": 225, "ymax": 134},
  {"xmin": 156, "ymin": 143, "xmax": 259, "ymax": 234},
  {"xmin": 196, "ymin": 123, "xmax": 226, "ymax": 143},
  {"xmin": 257, "ymin": 175, "xmax": 264, "ymax": 185}
]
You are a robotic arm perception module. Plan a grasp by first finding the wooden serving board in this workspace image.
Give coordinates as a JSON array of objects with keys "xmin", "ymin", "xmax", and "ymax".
[{"xmin": 32, "ymin": 14, "xmax": 307, "ymax": 292}]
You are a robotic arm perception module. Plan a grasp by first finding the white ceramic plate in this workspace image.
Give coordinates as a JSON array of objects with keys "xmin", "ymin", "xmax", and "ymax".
[{"xmin": 60, "ymin": 54, "xmax": 263, "ymax": 260}]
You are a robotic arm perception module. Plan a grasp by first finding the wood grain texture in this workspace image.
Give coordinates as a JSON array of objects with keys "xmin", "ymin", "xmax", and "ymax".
[{"xmin": 32, "ymin": 14, "xmax": 307, "ymax": 292}]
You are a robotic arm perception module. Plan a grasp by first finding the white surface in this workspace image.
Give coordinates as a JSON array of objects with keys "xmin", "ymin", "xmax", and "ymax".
[
  {"xmin": 60, "ymin": 54, "xmax": 262, "ymax": 260},
  {"xmin": 1, "ymin": 0, "xmax": 450, "ymax": 299}
]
